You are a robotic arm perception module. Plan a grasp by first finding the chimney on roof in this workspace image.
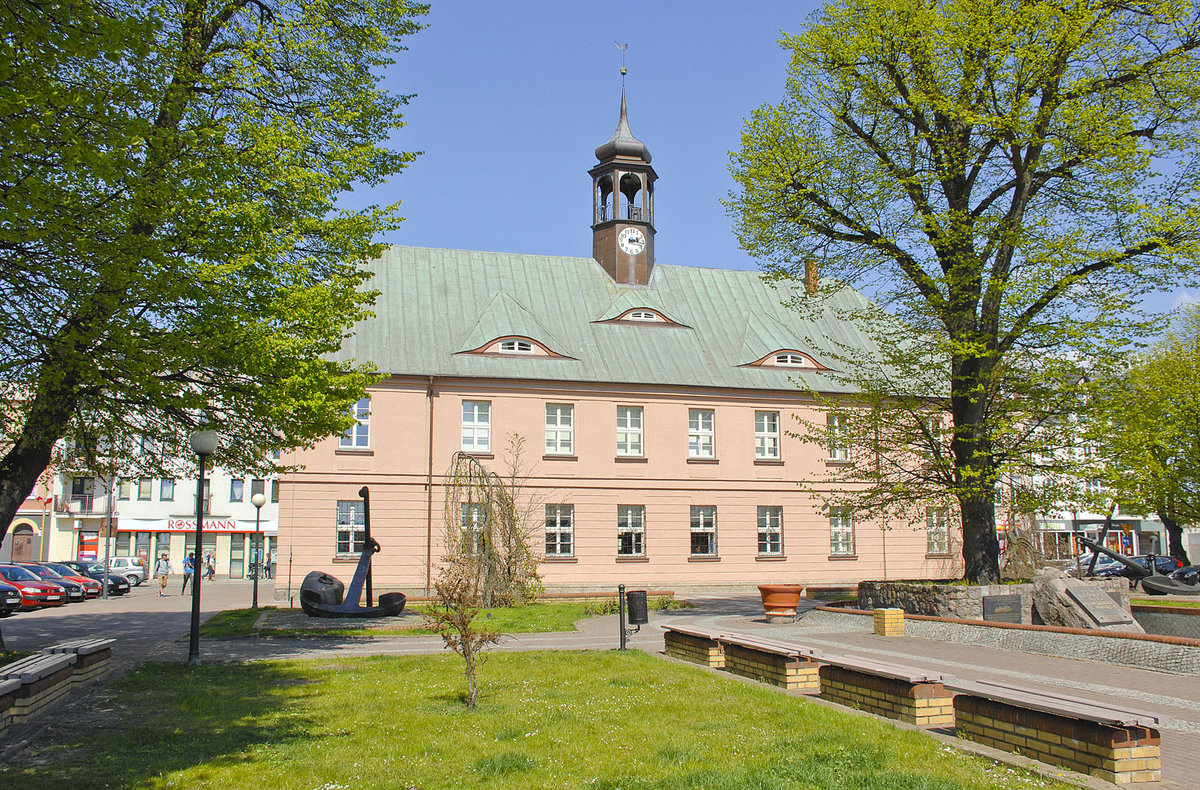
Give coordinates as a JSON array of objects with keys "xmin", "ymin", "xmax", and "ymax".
[{"xmin": 804, "ymin": 260, "xmax": 818, "ymax": 295}]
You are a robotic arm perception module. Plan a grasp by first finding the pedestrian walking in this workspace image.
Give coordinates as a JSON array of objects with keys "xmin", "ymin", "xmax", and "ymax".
[
  {"xmin": 181, "ymin": 552, "xmax": 195, "ymax": 594},
  {"xmin": 153, "ymin": 554, "xmax": 171, "ymax": 597},
  {"xmin": 203, "ymin": 553, "xmax": 216, "ymax": 581}
]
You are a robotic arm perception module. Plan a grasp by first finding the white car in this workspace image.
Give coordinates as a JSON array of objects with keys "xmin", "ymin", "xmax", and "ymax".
[{"xmin": 107, "ymin": 556, "xmax": 148, "ymax": 585}]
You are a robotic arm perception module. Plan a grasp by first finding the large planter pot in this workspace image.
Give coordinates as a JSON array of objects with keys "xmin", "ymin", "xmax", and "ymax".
[{"xmin": 758, "ymin": 584, "xmax": 805, "ymax": 622}]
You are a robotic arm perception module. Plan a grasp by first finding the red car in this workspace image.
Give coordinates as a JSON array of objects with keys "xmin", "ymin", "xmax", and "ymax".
[
  {"xmin": 0, "ymin": 564, "xmax": 66, "ymax": 608},
  {"xmin": 12, "ymin": 562, "xmax": 86, "ymax": 602},
  {"xmin": 40, "ymin": 562, "xmax": 103, "ymax": 598}
]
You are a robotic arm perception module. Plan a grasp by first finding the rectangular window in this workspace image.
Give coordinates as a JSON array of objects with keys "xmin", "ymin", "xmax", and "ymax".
[
  {"xmin": 116, "ymin": 532, "xmax": 130, "ymax": 553},
  {"xmin": 339, "ymin": 397, "xmax": 370, "ymax": 448},
  {"xmin": 688, "ymin": 408, "xmax": 715, "ymax": 458},
  {"xmin": 335, "ymin": 500, "xmax": 365, "ymax": 555},
  {"xmin": 827, "ymin": 414, "xmax": 850, "ymax": 461},
  {"xmin": 755, "ymin": 411, "xmax": 780, "ymax": 460},
  {"xmin": 617, "ymin": 505, "xmax": 645, "ymax": 556},
  {"xmin": 160, "ymin": 478, "xmax": 175, "ymax": 501},
  {"xmin": 137, "ymin": 478, "xmax": 152, "ymax": 501},
  {"xmin": 270, "ymin": 480, "xmax": 279, "ymax": 503},
  {"xmin": 116, "ymin": 479, "xmax": 131, "ymax": 500},
  {"xmin": 830, "ymin": 506, "xmax": 855, "ymax": 555},
  {"xmin": 461, "ymin": 502, "xmax": 486, "ymax": 555},
  {"xmin": 758, "ymin": 506, "xmax": 783, "ymax": 555},
  {"xmin": 251, "ymin": 479, "xmax": 265, "ymax": 497},
  {"xmin": 616, "ymin": 406, "xmax": 644, "ymax": 456},
  {"xmin": 461, "ymin": 400, "xmax": 491, "ymax": 452},
  {"xmin": 545, "ymin": 504, "xmax": 574, "ymax": 557},
  {"xmin": 926, "ymin": 507, "xmax": 949, "ymax": 555},
  {"xmin": 690, "ymin": 505, "xmax": 717, "ymax": 556},
  {"xmin": 545, "ymin": 404, "xmax": 574, "ymax": 455},
  {"xmin": 230, "ymin": 479, "xmax": 244, "ymax": 503}
]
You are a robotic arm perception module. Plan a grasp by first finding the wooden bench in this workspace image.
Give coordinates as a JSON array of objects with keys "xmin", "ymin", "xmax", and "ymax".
[
  {"xmin": 948, "ymin": 679, "xmax": 1162, "ymax": 784},
  {"xmin": 43, "ymin": 638, "xmax": 115, "ymax": 687},
  {"xmin": 0, "ymin": 653, "xmax": 76, "ymax": 724},
  {"xmin": 662, "ymin": 625, "xmax": 726, "ymax": 669},
  {"xmin": 817, "ymin": 655, "xmax": 955, "ymax": 727},
  {"xmin": 717, "ymin": 634, "xmax": 825, "ymax": 691}
]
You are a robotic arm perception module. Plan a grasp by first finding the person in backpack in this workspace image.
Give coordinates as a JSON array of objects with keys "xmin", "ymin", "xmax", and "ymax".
[{"xmin": 153, "ymin": 554, "xmax": 171, "ymax": 597}]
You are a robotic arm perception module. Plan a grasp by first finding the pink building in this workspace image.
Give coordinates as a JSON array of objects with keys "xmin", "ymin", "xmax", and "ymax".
[{"xmin": 275, "ymin": 95, "xmax": 961, "ymax": 599}]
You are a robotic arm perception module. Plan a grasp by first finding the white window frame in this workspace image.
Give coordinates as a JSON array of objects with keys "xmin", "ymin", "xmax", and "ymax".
[
  {"xmin": 926, "ymin": 507, "xmax": 950, "ymax": 555},
  {"xmin": 830, "ymin": 506, "xmax": 855, "ymax": 556},
  {"xmin": 755, "ymin": 411, "xmax": 780, "ymax": 460},
  {"xmin": 340, "ymin": 397, "xmax": 370, "ymax": 448},
  {"xmin": 545, "ymin": 504, "xmax": 574, "ymax": 557},
  {"xmin": 827, "ymin": 413, "xmax": 850, "ymax": 461},
  {"xmin": 336, "ymin": 500, "xmax": 366, "ymax": 555},
  {"xmin": 545, "ymin": 403, "xmax": 574, "ymax": 455},
  {"xmin": 617, "ymin": 406, "xmax": 643, "ymax": 456},
  {"xmin": 461, "ymin": 400, "xmax": 491, "ymax": 453},
  {"xmin": 688, "ymin": 408, "xmax": 715, "ymax": 458},
  {"xmin": 627, "ymin": 310, "xmax": 659, "ymax": 322},
  {"xmin": 499, "ymin": 339, "xmax": 534, "ymax": 354},
  {"xmin": 617, "ymin": 505, "xmax": 645, "ymax": 556},
  {"xmin": 774, "ymin": 353, "xmax": 806, "ymax": 367},
  {"xmin": 758, "ymin": 506, "xmax": 783, "ymax": 555},
  {"xmin": 690, "ymin": 505, "xmax": 717, "ymax": 556}
]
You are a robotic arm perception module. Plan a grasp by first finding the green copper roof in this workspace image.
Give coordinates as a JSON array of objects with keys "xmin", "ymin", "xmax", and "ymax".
[{"xmin": 336, "ymin": 246, "xmax": 877, "ymax": 394}]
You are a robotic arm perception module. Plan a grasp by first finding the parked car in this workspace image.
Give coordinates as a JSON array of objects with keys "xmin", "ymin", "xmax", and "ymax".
[
  {"xmin": 0, "ymin": 564, "xmax": 67, "ymax": 608},
  {"xmin": 42, "ymin": 562, "xmax": 103, "ymax": 598},
  {"xmin": 107, "ymin": 556, "xmax": 148, "ymax": 586},
  {"xmin": 1171, "ymin": 564, "xmax": 1200, "ymax": 585},
  {"xmin": 60, "ymin": 560, "xmax": 131, "ymax": 595},
  {"xmin": 0, "ymin": 578, "xmax": 23, "ymax": 616},
  {"xmin": 13, "ymin": 562, "xmax": 87, "ymax": 602},
  {"xmin": 1068, "ymin": 553, "xmax": 1126, "ymax": 577}
]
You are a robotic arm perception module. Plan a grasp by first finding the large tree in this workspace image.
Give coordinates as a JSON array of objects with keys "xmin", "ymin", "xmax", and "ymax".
[
  {"xmin": 0, "ymin": 0, "xmax": 426, "ymax": 544},
  {"xmin": 728, "ymin": 0, "xmax": 1200, "ymax": 582},
  {"xmin": 1087, "ymin": 308, "xmax": 1200, "ymax": 565}
]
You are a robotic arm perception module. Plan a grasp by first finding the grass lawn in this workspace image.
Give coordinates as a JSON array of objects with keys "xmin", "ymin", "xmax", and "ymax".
[
  {"xmin": 0, "ymin": 651, "xmax": 1064, "ymax": 790},
  {"xmin": 201, "ymin": 601, "xmax": 623, "ymax": 639},
  {"xmin": 1132, "ymin": 597, "xmax": 1200, "ymax": 608}
]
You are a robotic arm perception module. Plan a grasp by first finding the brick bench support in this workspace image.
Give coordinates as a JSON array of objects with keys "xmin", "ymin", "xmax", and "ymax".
[
  {"xmin": 0, "ymin": 653, "xmax": 77, "ymax": 724},
  {"xmin": 0, "ymin": 678, "xmax": 19, "ymax": 738},
  {"xmin": 717, "ymin": 635, "xmax": 823, "ymax": 692},
  {"xmin": 663, "ymin": 627, "xmax": 725, "ymax": 669},
  {"xmin": 818, "ymin": 662, "xmax": 954, "ymax": 727},
  {"xmin": 950, "ymin": 681, "xmax": 1162, "ymax": 784},
  {"xmin": 43, "ymin": 638, "xmax": 115, "ymax": 688}
]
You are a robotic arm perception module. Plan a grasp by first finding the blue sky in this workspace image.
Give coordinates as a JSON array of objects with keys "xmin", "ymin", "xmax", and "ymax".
[{"xmin": 352, "ymin": 1, "xmax": 1194, "ymax": 313}]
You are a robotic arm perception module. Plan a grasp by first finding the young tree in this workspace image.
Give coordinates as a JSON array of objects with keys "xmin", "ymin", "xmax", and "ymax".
[
  {"xmin": 0, "ymin": 1, "xmax": 427, "ymax": 544},
  {"xmin": 728, "ymin": 0, "xmax": 1200, "ymax": 582},
  {"xmin": 1087, "ymin": 309, "xmax": 1200, "ymax": 565},
  {"xmin": 422, "ymin": 556, "xmax": 502, "ymax": 710}
]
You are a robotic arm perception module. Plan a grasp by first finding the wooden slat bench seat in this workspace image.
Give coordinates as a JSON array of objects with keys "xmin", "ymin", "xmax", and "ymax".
[
  {"xmin": 43, "ymin": 638, "xmax": 115, "ymax": 687},
  {"xmin": 662, "ymin": 625, "xmax": 726, "ymax": 668},
  {"xmin": 717, "ymin": 634, "xmax": 825, "ymax": 691},
  {"xmin": 817, "ymin": 654, "xmax": 955, "ymax": 727},
  {"xmin": 0, "ymin": 653, "xmax": 76, "ymax": 724},
  {"xmin": 947, "ymin": 679, "xmax": 1162, "ymax": 784}
]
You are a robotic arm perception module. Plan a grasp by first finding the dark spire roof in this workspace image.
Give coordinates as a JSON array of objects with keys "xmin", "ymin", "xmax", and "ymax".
[{"xmin": 594, "ymin": 88, "xmax": 651, "ymax": 164}]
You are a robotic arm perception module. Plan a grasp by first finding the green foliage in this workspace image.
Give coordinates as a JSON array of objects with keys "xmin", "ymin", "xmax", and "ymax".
[
  {"xmin": 1086, "ymin": 307, "xmax": 1200, "ymax": 563},
  {"xmin": 728, "ymin": 0, "xmax": 1200, "ymax": 582},
  {"xmin": 0, "ymin": 652, "xmax": 1064, "ymax": 789},
  {"xmin": 0, "ymin": 1, "xmax": 428, "ymax": 538}
]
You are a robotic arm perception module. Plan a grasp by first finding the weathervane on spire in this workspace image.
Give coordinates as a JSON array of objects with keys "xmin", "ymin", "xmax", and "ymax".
[{"xmin": 615, "ymin": 41, "xmax": 628, "ymax": 84}]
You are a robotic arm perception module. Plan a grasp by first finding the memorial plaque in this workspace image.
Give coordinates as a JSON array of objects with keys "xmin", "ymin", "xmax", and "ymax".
[
  {"xmin": 982, "ymin": 594, "xmax": 1023, "ymax": 624},
  {"xmin": 1065, "ymin": 583, "xmax": 1134, "ymax": 626}
]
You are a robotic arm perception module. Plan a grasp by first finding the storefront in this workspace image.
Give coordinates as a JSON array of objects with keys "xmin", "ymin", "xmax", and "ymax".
[{"xmin": 98, "ymin": 518, "xmax": 278, "ymax": 579}]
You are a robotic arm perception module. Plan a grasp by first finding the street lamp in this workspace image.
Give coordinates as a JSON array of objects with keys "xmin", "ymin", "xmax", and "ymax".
[
  {"xmin": 187, "ymin": 429, "xmax": 219, "ymax": 666},
  {"xmin": 250, "ymin": 491, "xmax": 266, "ymax": 609}
]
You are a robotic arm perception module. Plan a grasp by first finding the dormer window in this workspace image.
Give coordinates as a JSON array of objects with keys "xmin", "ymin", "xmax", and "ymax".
[
  {"xmin": 774, "ymin": 353, "xmax": 808, "ymax": 367},
  {"xmin": 628, "ymin": 310, "xmax": 658, "ymax": 322},
  {"xmin": 499, "ymin": 339, "xmax": 534, "ymax": 354}
]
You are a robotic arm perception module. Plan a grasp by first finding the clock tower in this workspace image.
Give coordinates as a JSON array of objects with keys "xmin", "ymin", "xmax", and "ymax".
[{"xmin": 590, "ymin": 88, "xmax": 657, "ymax": 285}]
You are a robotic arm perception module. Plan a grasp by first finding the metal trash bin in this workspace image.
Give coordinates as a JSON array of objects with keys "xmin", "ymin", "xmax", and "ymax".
[{"xmin": 626, "ymin": 589, "xmax": 649, "ymax": 625}]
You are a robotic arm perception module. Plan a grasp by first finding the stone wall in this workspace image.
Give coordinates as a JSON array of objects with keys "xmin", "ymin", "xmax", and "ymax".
[{"xmin": 859, "ymin": 578, "xmax": 1130, "ymax": 624}]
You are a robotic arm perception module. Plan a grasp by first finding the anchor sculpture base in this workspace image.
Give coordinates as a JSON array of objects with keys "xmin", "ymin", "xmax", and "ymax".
[{"xmin": 300, "ymin": 537, "xmax": 407, "ymax": 618}]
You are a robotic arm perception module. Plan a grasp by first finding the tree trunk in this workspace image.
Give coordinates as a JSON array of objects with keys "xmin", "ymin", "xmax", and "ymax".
[
  {"xmin": 1157, "ymin": 510, "xmax": 1191, "ymax": 566},
  {"xmin": 960, "ymin": 492, "xmax": 1001, "ymax": 582},
  {"xmin": 950, "ymin": 350, "xmax": 1002, "ymax": 583}
]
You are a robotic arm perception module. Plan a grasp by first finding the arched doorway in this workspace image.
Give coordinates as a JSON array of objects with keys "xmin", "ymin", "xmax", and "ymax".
[{"xmin": 10, "ymin": 523, "xmax": 37, "ymax": 562}]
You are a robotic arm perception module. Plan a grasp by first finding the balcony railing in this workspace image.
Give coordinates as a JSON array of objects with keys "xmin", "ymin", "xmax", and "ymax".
[{"xmin": 596, "ymin": 204, "xmax": 645, "ymax": 223}]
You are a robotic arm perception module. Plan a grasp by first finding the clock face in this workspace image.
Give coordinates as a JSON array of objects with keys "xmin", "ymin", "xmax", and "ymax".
[{"xmin": 617, "ymin": 226, "xmax": 647, "ymax": 255}]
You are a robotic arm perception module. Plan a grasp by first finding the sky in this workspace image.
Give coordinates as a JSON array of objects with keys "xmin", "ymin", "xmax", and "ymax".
[
  {"xmin": 345, "ymin": 0, "xmax": 817, "ymax": 272},
  {"xmin": 346, "ymin": 0, "xmax": 1192, "ymax": 314}
]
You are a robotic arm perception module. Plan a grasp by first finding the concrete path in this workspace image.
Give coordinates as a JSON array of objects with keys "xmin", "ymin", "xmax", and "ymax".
[{"xmin": 4, "ymin": 588, "xmax": 1198, "ymax": 788}]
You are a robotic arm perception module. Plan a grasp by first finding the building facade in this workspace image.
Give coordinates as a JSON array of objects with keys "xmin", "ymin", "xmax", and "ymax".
[{"xmin": 274, "ymin": 93, "xmax": 963, "ymax": 599}]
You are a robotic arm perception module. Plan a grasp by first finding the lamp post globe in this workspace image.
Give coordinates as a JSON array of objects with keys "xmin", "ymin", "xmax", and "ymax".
[
  {"xmin": 187, "ymin": 429, "xmax": 219, "ymax": 666},
  {"xmin": 251, "ymin": 492, "xmax": 267, "ymax": 609}
]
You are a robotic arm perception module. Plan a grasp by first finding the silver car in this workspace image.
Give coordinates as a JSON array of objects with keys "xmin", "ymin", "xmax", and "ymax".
[{"xmin": 107, "ymin": 556, "xmax": 148, "ymax": 585}]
